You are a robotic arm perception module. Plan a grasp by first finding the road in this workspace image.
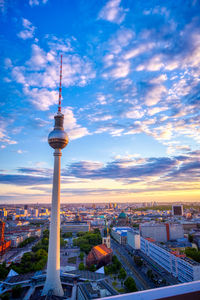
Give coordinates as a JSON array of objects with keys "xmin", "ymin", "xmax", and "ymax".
[{"xmin": 111, "ymin": 239, "xmax": 152, "ymax": 291}]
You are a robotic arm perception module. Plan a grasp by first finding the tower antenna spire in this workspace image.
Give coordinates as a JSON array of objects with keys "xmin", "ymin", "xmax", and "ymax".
[{"xmin": 58, "ymin": 54, "xmax": 63, "ymax": 113}]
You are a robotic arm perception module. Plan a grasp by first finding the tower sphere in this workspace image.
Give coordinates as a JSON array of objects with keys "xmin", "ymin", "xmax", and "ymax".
[{"xmin": 48, "ymin": 112, "xmax": 69, "ymax": 149}]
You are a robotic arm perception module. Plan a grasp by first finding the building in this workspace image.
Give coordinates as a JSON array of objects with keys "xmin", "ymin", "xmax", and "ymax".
[
  {"xmin": 102, "ymin": 220, "xmax": 110, "ymax": 248},
  {"xmin": 140, "ymin": 236, "xmax": 200, "ymax": 282},
  {"xmin": 140, "ymin": 223, "xmax": 184, "ymax": 242},
  {"xmin": 172, "ymin": 205, "xmax": 184, "ymax": 216},
  {"xmin": 127, "ymin": 230, "xmax": 140, "ymax": 250},
  {"xmin": 0, "ymin": 209, "xmax": 7, "ymax": 219},
  {"xmin": 111, "ymin": 227, "xmax": 132, "ymax": 245},
  {"xmin": 77, "ymin": 280, "xmax": 118, "ymax": 300},
  {"xmin": 62, "ymin": 221, "xmax": 90, "ymax": 233},
  {"xmin": 86, "ymin": 244, "xmax": 113, "ymax": 268},
  {"xmin": 115, "ymin": 211, "xmax": 129, "ymax": 226},
  {"xmin": 0, "ymin": 221, "xmax": 11, "ymax": 255}
]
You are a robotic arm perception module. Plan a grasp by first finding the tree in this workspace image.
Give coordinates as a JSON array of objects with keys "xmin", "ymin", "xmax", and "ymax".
[
  {"xmin": 147, "ymin": 269, "xmax": 153, "ymax": 278},
  {"xmin": 89, "ymin": 264, "xmax": 96, "ymax": 272},
  {"xmin": 134, "ymin": 256, "xmax": 143, "ymax": 267},
  {"xmin": 62, "ymin": 232, "xmax": 72, "ymax": 238},
  {"xmin": 0, "ymin": 262, "xmax": 9, "ymax": 280},
  {"xmin": 60, "ymin": 237, "xmax": 67, "ymax": 247},
  {"xmin": 188, "ymin": 234, "xmax": 193, "ymax": 243},
  {"xmin": 12, "ymin": 285, "xmax": 22, "ymax": 298},
  {"xmin": 79, "ymin": 262, "xmax": 85, "ymax": 270},
  {"xmin": 118, "ymin": 268, "xmax": 127, "ymax": 280},
  {"xmin": 43, "ymin": 229, "xmax": 49, "ymax": 238},
  {"xmin": 124, "ymin": 277, "xmax": 137, "ymax": 292},
  {"xmin": 185, "ymin": 247, "xmax": 200, "ymax": 262},
  {"xmin": 79, "ymin": 252, "xmax": 84, "ymax": 261}
]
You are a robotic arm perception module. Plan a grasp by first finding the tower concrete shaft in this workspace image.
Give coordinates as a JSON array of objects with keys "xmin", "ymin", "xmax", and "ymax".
[{"xmin": 42, "ymin": 148, "xmax": 64, "ymax": 297}]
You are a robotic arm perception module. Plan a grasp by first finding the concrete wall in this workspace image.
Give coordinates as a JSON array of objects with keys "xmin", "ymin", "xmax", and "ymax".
[{"xmin": 127, "ymin": 231, "xmax": 140, "ymax": 249}]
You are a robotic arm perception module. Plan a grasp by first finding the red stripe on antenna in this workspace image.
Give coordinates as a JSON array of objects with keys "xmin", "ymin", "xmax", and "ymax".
[{"xmin": 58, "ymin": 54, "xmax": 63, "ymax": 112}]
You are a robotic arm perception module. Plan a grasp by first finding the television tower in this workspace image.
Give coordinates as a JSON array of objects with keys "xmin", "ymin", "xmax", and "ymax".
[{"xmin": 42, "ymin": 55, "xmax": 68, "ymax": 297}]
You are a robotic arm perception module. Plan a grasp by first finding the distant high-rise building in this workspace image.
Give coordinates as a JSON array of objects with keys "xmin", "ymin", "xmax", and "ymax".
[{"xmin": 172, "ymin": 204, "xmax": 183, "ymax": 216}]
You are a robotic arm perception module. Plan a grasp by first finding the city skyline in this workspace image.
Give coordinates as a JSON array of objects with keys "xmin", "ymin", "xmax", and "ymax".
[{"xmin": 0, "ymin": 0, "xmax": 200, "ymax": 204}]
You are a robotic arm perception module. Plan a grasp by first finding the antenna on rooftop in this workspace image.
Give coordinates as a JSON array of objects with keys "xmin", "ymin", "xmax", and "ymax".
[{"xmin": 58, "ymin": 54, "xmax": 63, "ymax": 113}]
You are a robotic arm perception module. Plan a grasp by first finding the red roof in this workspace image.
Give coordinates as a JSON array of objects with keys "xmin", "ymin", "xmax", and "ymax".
[{"xmin": 92, "ymin": 244, "xmax": 112, "ymax": 260}]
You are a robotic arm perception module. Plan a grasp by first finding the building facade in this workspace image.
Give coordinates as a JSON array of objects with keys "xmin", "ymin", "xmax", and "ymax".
[
  {"xmin": 127, "ymin": 230, "xmax": 140, "ymax": 250},
  {"xmin": 86, "ymin": 244, "xmax": 113, "ymax": 268},
  {"xmin": 140, "ymin": 237, "xmax": 200, "ymax": 282},
  {"xmin": 61, "ymin": 222, "xmax": 90, "ymax": 233},
  {"xmin": 111, "ymin": 227, "xmax": 133, "ymax": 245},
  {"xmin": 140, "ymin": 223, "xmax": 184, "ymax": 242},
  {"xmin": 172, "ymin": 205, "xmax": 184, "ymax": 216}
]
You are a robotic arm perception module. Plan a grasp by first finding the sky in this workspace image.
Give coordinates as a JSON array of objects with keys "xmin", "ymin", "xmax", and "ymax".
[{"xmin": 0, "ymin": 0, "xmax": 200, "ymax": 204}]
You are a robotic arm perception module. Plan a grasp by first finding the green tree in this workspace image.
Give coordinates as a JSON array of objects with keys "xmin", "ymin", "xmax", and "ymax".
[
  {"xmin": 79, "ymin": 252, "xmax": 84, "ymax": 261},
  {"xmin": 147, "ymin": 269, "xmax": 153, "ymax": 278},
  {"xmin": 62, "ymin": 232, "xmax": 72, "ymax": 238},
  {"xmin": 18, "ymin": 236, "xmax": 37, "ymax": 248},
  {"xmin": 60, "ymin": 237, "xmax": 67, "ymax": 247},
  {"xmin": 118, "ymin": 268, "xmax": 127, "ymax": 280},
  {"xmin": 188, "ymin": 234, "xmax": 193, "ymax": 243},
  {"xmin": 134, "ymin": 256, "xmax": 143, "ymax": 267},
  {"xmin": 185, "ymin": 247, "xmax": 200, "ymax": 262},
  {"xmin": 0, "ymin": 262, "xmax": 9, "ymax": 280},
  {"xmin": 124, "ymin": 277, "xmax": 137, "ymax": 292},
  {"xmin": 89, "ymin": 264, "xmax": 96, "ymax": 272},
  {"xmin": 79, "ymin": 262, "xmax": 85, "ymax": 270}
]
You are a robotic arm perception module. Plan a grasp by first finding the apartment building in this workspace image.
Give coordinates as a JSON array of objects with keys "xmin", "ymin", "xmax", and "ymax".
[{"xmin": 140, "ymin": 236, "xmax": 200, "ymax": 282}]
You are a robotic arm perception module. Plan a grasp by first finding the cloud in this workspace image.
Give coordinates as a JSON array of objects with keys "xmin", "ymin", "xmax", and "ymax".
[
  {"xmin": 109, "ymin": 29, "xmax": 134, "ymax": 54},
  {"xmin": 136, "ymin": 54, "xmax": 164, "ymax": 71},
  {"xmin": 10, "ymin": 38, "xmax": 95, "ymax": 110},
  {"xmin": 23, "ymin": 87, "xmax": 58, "ymax": 111},
  {"xmin": 98, "ymin": 0, "xmax": 127, "ymax": 24},
  {"xmin": 29, "ymin": 0, "xmax": 48, "ymax": 6},
  {"xmin": 104, "ymin": 60, "xmax": 130, "ymax": 79},
  {"xmin": 124, "ymin": 43, "xmax": 155, "ymax": 60},
  {"xmin": 97, "ymin": 94, "xmax": 107, "ymax": 105},
  {"xmin": 145, "ymin": 84, "xmax": 167, "ymax": 106},
  {"xmin": 0, "ymin": 119, "xmax": 17, "ymax": 147},
  {"xmin": 62, "ymin": 107, "xmax": 89, "ymax": 140},
  {"xmin": 0, "ymin": 173, "xmax": 50, "ymax": 186},
  {"xmin": 123, "ymin": 107, "xmax": 144, "ymax": 119},
  {"xmin": 17, "ymin": 18, "xmax": 36, "ymax": 40},
  {"xmin": 147, "ymin": 106, "xmax": 168, "ymax": 116},
  {"xmin": 63, "ymin": 156, "xmax": 177, "ymax": 180}
]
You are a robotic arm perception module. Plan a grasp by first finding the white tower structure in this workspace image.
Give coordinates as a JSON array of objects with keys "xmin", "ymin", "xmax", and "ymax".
[{"xmin": 42, "ymin": 55, "xmax": 68, "ymax": 297}]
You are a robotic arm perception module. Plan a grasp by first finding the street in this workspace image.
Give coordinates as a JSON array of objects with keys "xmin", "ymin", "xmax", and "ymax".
[{"xmin": 111, "ymin": 239, "xmax": 152, "ymax": 291}]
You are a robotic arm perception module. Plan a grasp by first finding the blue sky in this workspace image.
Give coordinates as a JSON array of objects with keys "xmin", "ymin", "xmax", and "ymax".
[{"xmin": 0, "ymin": 0, "xmax": 200, "ymax": 203}]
